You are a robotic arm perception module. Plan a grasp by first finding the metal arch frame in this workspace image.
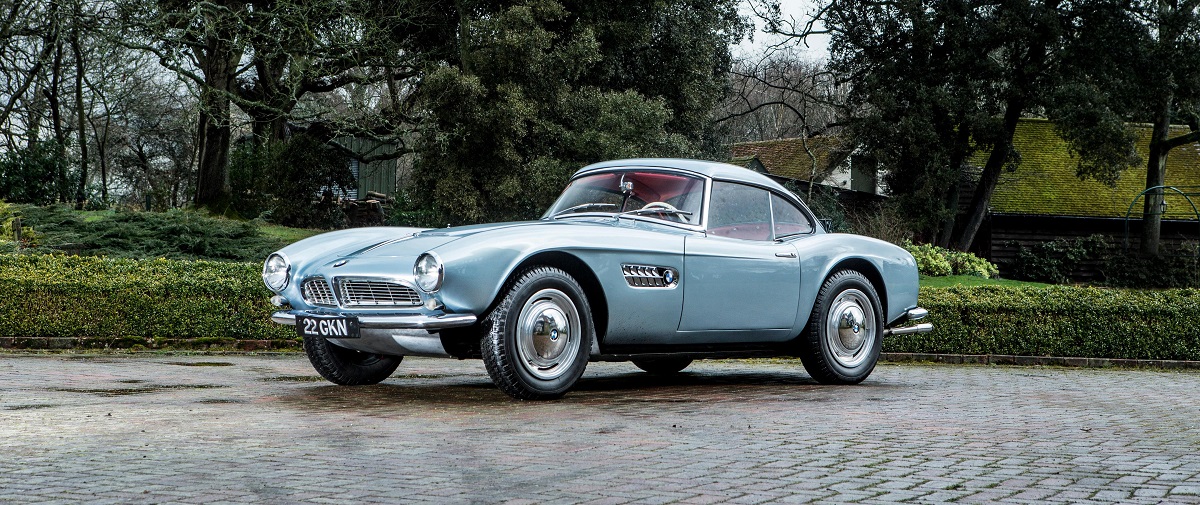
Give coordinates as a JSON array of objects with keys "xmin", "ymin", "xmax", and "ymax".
[{"xmin": 1122, "ymin": 185, "xmax": 1200, "ymax": 252}]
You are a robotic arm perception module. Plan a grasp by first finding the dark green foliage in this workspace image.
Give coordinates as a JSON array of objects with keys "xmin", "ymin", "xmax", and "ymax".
[
  {"xmin": 0, "ymin": 143, "xmax": 70, "ymax": 206},
  {"xmin": 1103, "ymin": 245, "xmax": 1200, "ymax": 289},
  {"xmin": 12, "ymin": 205, "xmax": 290, "ymax": 262},
  {"xmin": 0, "ymin": 255, "xmax": 291, "ymax": 345},
  {"xmin": 1007, "ymin": 235, "xmax": 1110, "ymax": 284},
  {"xmin": 785, "ymin": 182, "xmax": 846, "ymax": 232},
  {"xmin": 406, "ymin": 0, "xmax": 741, "ymax": 225},
  {"xmin": 888, "ymin": 285, "xmax": 1200, "ymax": 361},
  {"xmin": 229, "ymin": 134, "xmax": 352, "ymax": 229}
]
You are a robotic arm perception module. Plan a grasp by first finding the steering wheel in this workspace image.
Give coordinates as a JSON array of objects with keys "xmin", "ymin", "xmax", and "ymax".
[{"xmin": 641, "ymin": 201, "xmax": 679, "ymax": 212}]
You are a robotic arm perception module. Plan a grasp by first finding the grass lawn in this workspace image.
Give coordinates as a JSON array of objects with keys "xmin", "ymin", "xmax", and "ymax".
[
  {"xmin": 920, "ymin": 275, "xmax": 1051, "ymax": 288},
  {"xmin": 258, "ymin": 223, "xmax": 323, "ymax": 243}
]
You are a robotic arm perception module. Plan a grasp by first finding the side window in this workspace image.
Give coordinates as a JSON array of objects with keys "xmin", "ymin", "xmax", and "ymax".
[
  {"xmin": 708, "ymin": 181, "xmax": 772, "ymax": 241},
  {"xmin": 771, "ymin": 193, "xmax": 814, "ymax": 238}
]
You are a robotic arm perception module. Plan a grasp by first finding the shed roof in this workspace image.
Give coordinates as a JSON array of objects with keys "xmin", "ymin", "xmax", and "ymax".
[
  {"xmin": 728, "ymin": 136, "xmax": 849, "ymax": 181},
  {"xmin": 984, "ymin": 119, "xmax": 1200, "ymax": 220}
]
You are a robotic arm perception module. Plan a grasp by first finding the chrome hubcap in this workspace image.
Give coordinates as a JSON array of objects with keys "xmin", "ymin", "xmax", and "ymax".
[
  {"xmin": 516, "ymin": 289, "xmax": 581, "ymax": 380},
  {"xmin": 825, "ymin": 289, "xmax": 875, "ymax": 368}
]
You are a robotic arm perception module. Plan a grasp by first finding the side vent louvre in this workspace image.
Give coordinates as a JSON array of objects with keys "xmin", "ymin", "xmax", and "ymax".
[{"xmin": 622, "ymin": 264, "xmax": 678, "ymax": 288}]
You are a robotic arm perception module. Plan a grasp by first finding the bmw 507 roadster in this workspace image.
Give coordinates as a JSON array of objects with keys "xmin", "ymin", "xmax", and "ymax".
[{"xmin": 263, "ymin": 158, "xmax": 932, "ymax": 399}]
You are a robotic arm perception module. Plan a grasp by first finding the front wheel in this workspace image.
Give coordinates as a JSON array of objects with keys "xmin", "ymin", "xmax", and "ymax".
[
  {"xmin": 799, "ymin": 270, "xmax": 884, "ymax": 384},
  {"xmin": 303, "ymin": 334, "xmax": 402, "ymax": 385},
  {"xmin": 482, "ymin": 266, "xmax": 594, "ymax": 400}
]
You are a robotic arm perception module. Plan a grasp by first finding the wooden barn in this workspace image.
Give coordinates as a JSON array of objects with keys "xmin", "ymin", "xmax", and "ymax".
[{"xmin": 968, "ymin": 118, "xmax": 1200, "ymax": 278}]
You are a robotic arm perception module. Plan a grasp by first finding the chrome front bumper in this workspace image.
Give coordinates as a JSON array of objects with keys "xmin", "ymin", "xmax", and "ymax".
[
  {"xmin": 884, "ymin": 307, "xmax": 933, "ymax": 336},
  {"xmin": 271, "ymin": 310, "xmax": 478, "ymax": 357}
]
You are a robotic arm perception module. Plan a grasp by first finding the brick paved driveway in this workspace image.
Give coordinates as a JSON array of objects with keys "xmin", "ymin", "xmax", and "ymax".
[{"xmin": 1, "ymin": 354, "xmax": 1198, "ymax": 504}]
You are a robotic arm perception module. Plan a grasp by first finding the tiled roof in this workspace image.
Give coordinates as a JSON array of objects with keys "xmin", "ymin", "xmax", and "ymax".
[
  {"xmin": 729, "ymin": 136, "xmax": 849, "ymax": 181},
  {"xmin": 984, "ymin": 119, "xmax": 1200, "ymax": 220}
]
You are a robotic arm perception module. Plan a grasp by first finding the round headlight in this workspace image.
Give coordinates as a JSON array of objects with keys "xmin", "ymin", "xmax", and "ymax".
[
  {"xmin": 262, "ymin": 253, "xmax": 290, "ymax": 292},
  {"xmin": 414, "ymin": 253, "xmax": 443, "ymax": 292}
]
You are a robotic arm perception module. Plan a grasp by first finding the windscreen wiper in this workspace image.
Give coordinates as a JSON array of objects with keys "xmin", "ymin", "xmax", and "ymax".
[{"xmin": 549, "ymin": 202, "xmax": 618, "ymax": 219}]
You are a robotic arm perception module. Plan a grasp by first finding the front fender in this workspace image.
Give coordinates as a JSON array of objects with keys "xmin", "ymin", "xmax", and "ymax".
[{"xmin": 792, "ymin": 234, "xmax": 920, "ymax": 328}]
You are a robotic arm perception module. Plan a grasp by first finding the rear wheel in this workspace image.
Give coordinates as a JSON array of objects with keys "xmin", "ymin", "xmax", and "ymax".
[
  {"xmin": 632, "ymin": 358, "xmax": 693, "ymax": 375},
  {"xmin": 303, "ymin": 335, "xmax": 401, "ymax": 385},
  {"xmin": 482, "ymin": 266, "xmax": 594, "ymax": 400},
  {"xmin": 799, "ymin": 270, "xmax": 883, "ymax": 384}
]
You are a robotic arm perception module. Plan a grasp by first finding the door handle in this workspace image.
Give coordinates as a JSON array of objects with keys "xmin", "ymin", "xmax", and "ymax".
[{"xmin": 775, "ymin": 252, "xmax": 797, "ymax": 258}]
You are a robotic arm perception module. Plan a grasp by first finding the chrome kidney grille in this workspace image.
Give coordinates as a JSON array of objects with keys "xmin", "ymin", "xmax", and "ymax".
[
  {"xmin": 301, "ymin": 278, "xmax": 337, "ymax": 307},
  {"xmin": 301, "ymin": 277, "xmax": 421, "ymax": 307},
  {"xmin": 338, "ymin": 280, "xmax": 422, "ymax": 307}
]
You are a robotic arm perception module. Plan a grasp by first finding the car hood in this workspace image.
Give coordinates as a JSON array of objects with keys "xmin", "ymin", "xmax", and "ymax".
[{"xmin": 278, "ymin": 221, "xmax": 554, "ymax": 267}]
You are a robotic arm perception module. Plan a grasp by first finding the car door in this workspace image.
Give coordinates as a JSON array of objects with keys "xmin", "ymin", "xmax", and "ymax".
[{"xmin": 679, "ymin": 181, "xmax": 802, "ymax": 332}]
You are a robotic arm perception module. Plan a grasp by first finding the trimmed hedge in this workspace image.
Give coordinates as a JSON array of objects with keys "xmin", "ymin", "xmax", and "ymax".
[
  {"xmin": 0, "ymin": 254, "xmax": 293, "ymax": 349},
  {"xmin": 887, "ymin": 285, "xmax": 1200, "ymax": 361},
  {"xmin": 2, "ymin": 254, "xmax": 1199, "ymax": 360}
]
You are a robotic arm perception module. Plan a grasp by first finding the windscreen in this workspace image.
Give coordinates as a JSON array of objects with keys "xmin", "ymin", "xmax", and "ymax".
[{"xmin": 545, "ymin": 170, "xmax": 706, "ymax": 225}]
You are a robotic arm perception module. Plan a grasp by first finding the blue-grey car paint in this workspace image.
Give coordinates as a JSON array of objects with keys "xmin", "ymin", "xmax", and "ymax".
[{"xmin": 267, "ymin": 158, "xmax": 922, "ymax": 354}]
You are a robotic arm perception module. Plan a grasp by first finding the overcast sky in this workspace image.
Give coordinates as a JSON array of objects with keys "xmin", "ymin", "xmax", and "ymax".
[{"xmin": 734, "ymin": 0, "xmax": 830, "ymax": 60}]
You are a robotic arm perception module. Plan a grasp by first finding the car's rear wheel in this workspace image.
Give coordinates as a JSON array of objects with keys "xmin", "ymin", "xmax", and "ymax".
[
  {"xmin": 482, "ymin": 266, "xmax": 593, "ymax": 400},
  {"xmin": 632, "ymin": 358, "xmax": 693, "ymax": 375},
  {"xmin": 799, "ymin": 270, "xmax": 883, "ymax": 384},
  {"xmin": 303, "ymin": 334, "xmax": 402, "ymax": 385}
]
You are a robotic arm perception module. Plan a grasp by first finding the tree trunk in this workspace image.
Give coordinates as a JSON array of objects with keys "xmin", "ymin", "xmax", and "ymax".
[
  {"xmin": 936, "ymin": 124, "xmax": 971, "ymax": 248},
  {"xmin": 1141, "ymin": 96, "xmax": 1171, "ymax": 256},
  {"xmin": 45, "ymin": 41, "xmax": 67, "ymax": 203},
  {"xmin": 956, "ymin": 98, "xmax": 1024, "ymax": 251},
  {"xmin": 192, "ymin": 26, "xmax": 240, "ymax": 210},
  {"xmin": 194, "ymin": 93, "xmax": 233, "ymax": 208},
  {"xmin": 71, "ymin": 13, "xmax": 88, "ymax": 210}
]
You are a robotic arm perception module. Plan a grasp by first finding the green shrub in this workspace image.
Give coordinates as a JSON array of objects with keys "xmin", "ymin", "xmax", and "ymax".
[
  {"xmin": 904, "ymin": 242, "xmax": 998, "ymax": 278},
  {"xmin": 888, "ymin": 285, "xmax": 1200, "ymax": 360},
  {"xmin": 0, "ymin": 255, "xmax": 292, "ymax": 347},
  {"xmin": 12, "ymin": 205, "xmax": 290, "ymax": 262},
  {"xmin": 0, "ymin": 142, "xmax": 70, "ymax": 205},
  {"xmin": 1102, "ymin": 243, "xmax": 1200, "ymax": 289},
  {"xmin": 1006, "ymin": 234, "xmax": 1110, "ymax": 284}
]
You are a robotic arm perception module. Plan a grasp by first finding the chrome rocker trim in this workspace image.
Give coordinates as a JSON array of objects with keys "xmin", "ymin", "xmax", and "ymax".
[
  {"xmin": 883, "ymin": 307, "xmax": 933, "ymax": 337},
  {"xmin": 272, "ymin": 310, "xmax": 477, "ymax": 358}
]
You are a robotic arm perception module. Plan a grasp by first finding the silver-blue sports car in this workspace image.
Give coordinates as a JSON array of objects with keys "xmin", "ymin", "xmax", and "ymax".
[{"xmin": 263, "ymin": 158, "xmax": 932, "ymax": 399}]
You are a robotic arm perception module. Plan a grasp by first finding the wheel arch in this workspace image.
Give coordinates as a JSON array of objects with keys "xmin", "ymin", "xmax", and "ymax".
[
  {"xmin": 825, "ymin": 257, "xmax": 888, "ymax": 318},
  {"xmin": 490, "ymin": 251, "xmax": 609, "ymax": 343}
]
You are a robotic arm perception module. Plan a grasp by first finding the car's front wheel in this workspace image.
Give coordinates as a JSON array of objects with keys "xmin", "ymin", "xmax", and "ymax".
[
  {"xmin": 303, "ymin": 335, "xmax": 402, "ymax": 385},
  {"xmin": 482, "ymin": 266, "xmax": 594, "ymax": 400},
  {"xmin": 799, "ymin": 270, "xmax": 884, "ymax": 384}
]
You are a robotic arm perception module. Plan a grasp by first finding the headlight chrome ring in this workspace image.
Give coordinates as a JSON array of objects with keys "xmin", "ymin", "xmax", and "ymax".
[
  {"xmin": 414, "ymin": 252, "xmax": 444, "ymax": 293},
  {"xmin": 262, "ymin": 253, "xmax": 291, "ymax": 292}
]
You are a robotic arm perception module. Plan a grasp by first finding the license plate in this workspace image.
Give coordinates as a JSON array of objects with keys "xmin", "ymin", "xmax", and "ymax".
[{"xmin": 296, "ymin": 315, "xmax": 360, "ymax": 339}]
